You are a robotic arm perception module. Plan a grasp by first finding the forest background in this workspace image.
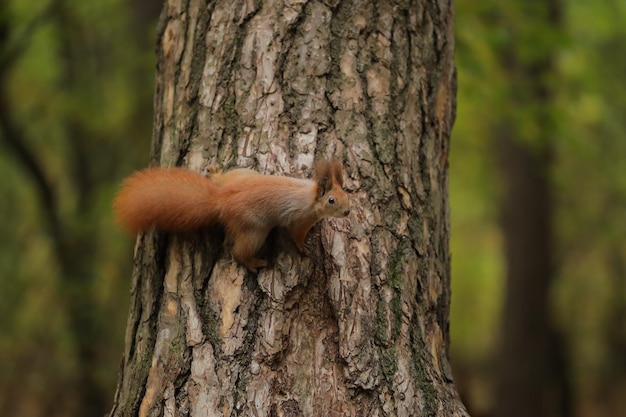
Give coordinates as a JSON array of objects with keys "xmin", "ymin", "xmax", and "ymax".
[{"xmin": 0, "ymin": 1, "xmax": 624, "ymax": 417}]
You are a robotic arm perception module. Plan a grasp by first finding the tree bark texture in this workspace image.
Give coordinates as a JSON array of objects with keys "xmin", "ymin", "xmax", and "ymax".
[{"xmin": 110, "ymin": 0, "xmax": 464, "ymax": 416}]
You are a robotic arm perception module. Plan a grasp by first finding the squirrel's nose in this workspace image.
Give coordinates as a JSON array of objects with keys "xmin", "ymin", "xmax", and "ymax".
[{"xmin": 344, "ymin": 209, "xmax": 350, "ymax": 216}]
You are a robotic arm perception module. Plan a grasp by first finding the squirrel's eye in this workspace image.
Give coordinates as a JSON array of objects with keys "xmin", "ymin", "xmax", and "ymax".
[{"xmin": 328, "ymin": 196, "xmax": 335, "ymax": 204}]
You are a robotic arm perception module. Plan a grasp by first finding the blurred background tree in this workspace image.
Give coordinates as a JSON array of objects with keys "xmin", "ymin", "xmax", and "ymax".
[
  {"xmin": 452, "ymin": 1, "xmax": 626, "ymax": 417},
  {"xmin": 0, "ymin": 0, "xmax": 158, "ymax": 416},
  {"xmin": 0, "ymin": 0, "xmax": 624, "ymax": 416}
]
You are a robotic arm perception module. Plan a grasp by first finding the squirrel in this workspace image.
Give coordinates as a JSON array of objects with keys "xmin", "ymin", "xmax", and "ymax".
[{"xmin": 113, "ymin": 159, "xmax": 350, "ymax": 271}]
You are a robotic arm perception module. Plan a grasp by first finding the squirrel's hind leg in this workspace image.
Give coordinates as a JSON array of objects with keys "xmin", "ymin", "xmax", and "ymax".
[{"xmin": 230, "ymin": 228, "xmax": 269, "ymax": 272}]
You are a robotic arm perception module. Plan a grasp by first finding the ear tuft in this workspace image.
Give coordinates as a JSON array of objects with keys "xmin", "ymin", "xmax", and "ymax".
[
  {"xmin": 329, "ymin": 159, "xmax": 343, "ymax": 186},
  {"xmin": 314, "ymin": 159, "xmax": 331, "ymax": 194},
  {"xmin": 314, "ymin": 158, "xmax": 344, "ymax": 196}
]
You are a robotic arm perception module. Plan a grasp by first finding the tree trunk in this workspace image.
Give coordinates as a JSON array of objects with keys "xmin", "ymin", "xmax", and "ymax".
[
  {"xmin": 109, "ymin": 1, "xmax": 465, "ymax": 416},
  {"xmin": 496, "ymin": 135, "xmax": 569, "ymax": 417},
  {"xmin": 493, "ymin": 1, "xmax": 570, "ymax": 417}
]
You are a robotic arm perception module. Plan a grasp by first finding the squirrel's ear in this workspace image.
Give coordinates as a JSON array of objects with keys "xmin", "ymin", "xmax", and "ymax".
[
  {"xmin": 330, "ymin": 160, "xmax": 343, "ymax": 187},
  {"xmin": 314, "ymin": 159, "xmax": 331, "ymax": 196}
]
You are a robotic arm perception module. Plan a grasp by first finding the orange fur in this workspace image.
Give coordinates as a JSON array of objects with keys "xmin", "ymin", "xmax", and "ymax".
[
  {"xmin": 208, "ymin": 167, "xmax": 260, "ymax": 187},
  {"xmin": 113, "ymin": 168, "xmax": 222, "ymax": 234},
  {"xmin": 113, "ymin": 160, "xmax": 350, "ymax": 271}
]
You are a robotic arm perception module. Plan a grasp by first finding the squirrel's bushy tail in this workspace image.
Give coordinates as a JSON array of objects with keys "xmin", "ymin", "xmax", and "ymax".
[{"xmin": 113, "ymin": 167, "xmax": 222, "ymax": 234}]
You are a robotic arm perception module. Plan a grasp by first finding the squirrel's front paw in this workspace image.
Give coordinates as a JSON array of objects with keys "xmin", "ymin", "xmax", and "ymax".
[
  {"xmin": 243, "ymin": 257, "xmax": 268, "ymax": 273},
  {"xmin": 297, "ymin": 244, "xmax": 311, "ymax": 257}
]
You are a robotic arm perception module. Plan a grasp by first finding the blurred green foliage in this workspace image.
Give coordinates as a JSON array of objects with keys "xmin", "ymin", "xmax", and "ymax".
[
  {"xmin": 451, "ymin": 0, "xmax": 626, "ymax": 415},
  {"xmin": 0, "ymin": 0, "xmax": 157, "ymax": 415}
]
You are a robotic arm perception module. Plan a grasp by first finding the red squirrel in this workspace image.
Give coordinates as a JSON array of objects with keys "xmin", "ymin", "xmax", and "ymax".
[{"xmin": 113, "ymin": 159, "xmax": 350, "ymax": 271}]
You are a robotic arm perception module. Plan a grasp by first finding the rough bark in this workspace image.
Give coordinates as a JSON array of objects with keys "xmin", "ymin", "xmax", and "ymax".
[{"xmin": 110, "ymin": 0, "xmax": 465, "ymax": 416}]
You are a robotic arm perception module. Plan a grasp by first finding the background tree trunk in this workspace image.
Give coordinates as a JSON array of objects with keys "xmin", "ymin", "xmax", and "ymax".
[
  {"xmin": 109, "ymin": 0, "xmax": 465, "ymax": 416},
  {"xmin": 493, "ymin": 1, "xmax": 570, "ymax": 417}
]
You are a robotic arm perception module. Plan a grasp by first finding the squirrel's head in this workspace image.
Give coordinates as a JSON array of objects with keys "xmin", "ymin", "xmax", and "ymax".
[{"xmin": 315, "ymin": 159, "xmax": 350, "ymax": 218}]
